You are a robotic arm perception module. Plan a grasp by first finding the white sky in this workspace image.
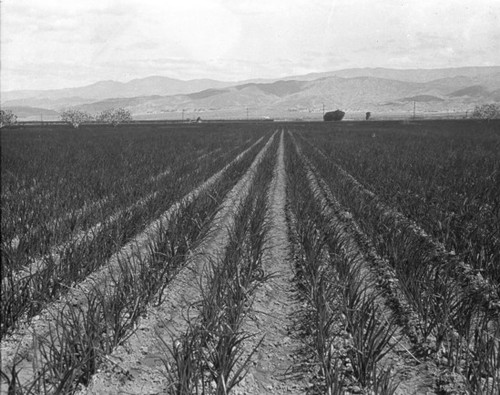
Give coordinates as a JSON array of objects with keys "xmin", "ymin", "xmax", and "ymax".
[{"xmin": 1, "ymin": 0, "xmax": 500, "ymax": 91}]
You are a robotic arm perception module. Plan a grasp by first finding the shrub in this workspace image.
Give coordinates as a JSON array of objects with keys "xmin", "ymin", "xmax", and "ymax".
[
  {"xmin": 60, "ymin": 109, "xmax": 94, "ymax": 128},
  {"xmin": 97, "ymin": 108, "xmax": 132, "ymax": 126},
  {"xmin": 323, "ymin": 110, "xmax": 345, "ymax": 122},
  {"xmin": 0, "ymin": 109, "xmax": 18, "ymax": 128},
  {"xmin": 471, "ymin": 104, "xmax": 499, "ymax": 120}
]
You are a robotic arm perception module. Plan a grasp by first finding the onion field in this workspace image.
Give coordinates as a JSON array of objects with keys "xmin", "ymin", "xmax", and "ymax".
[{"xmin": 1, "ymin": 121, "xmax": 499, "ymax": 394}]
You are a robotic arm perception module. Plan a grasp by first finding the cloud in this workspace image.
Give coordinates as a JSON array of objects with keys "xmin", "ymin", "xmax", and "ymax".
[{"xmin": 1, "ymin": 0, "xmax": 499, "ymax": 91}]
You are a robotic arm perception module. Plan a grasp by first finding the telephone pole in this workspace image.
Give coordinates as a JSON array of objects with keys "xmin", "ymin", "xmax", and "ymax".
[{"xmin": 413, "ymin": 101, "xmax": 416, "ymax": 119}]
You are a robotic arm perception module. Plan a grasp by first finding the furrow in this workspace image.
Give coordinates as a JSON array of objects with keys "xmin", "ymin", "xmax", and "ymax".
[{"xmin": 234, "ymin": 130, "xmax": 307, "ymax": 394}]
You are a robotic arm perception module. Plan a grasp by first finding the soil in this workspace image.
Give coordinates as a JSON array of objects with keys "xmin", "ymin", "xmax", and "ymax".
[{"xmin": 233, "ymin": 131, "xmax": 309, "ymax": 394}]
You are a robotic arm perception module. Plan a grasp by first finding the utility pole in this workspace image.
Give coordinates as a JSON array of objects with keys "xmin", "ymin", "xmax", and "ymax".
[
  {"xmin": 322, "ymin": 103, "xmax": 325, "ymax": 116},
  {"xmin": 413, "ymin": 101, "xmax": 416, "ymax": 119},
  {"xmin": 182, "ymin": 109, "xmax": 185, "ymax": 122}
]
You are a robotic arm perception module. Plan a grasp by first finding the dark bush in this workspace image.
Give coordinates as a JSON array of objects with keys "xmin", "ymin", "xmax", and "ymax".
[{"xmin": 323, "ymin": 110, "xmax": 345, "ymax": 122}]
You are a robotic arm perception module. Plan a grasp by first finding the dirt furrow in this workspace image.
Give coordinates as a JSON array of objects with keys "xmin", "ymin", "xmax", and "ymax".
[
  {"xmin": 81, "ymin": 131, "xmax": 278, "ymax": 394},
  {"xmin": 0, "ymin": 135, "xmax": 268, "ymax": 376},
  {"xmin": 233, "ymin": 130, "xmax": 307, "ymax": 395}
]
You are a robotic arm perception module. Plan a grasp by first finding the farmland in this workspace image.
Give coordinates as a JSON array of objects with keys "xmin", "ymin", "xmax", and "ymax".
[{"xmin": 1, "ymin": 120, "xmax": 499, "ymax": 394}]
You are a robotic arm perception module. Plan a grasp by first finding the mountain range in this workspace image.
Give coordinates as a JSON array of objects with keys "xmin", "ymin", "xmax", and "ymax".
[{"xmin": 2, "ymin": 66, "xmax": 499, "ymax": 120}]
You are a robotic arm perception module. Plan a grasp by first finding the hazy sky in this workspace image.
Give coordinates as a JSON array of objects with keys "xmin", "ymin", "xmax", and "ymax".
[{"xmin": 2, "ymin": 0, "xmax": 500, "ymax": 91}]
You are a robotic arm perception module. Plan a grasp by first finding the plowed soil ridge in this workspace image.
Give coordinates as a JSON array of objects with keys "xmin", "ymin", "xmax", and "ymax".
[
  {"xmin": 81, "ymin": 131, "xmax": 277, "ymax": 394},
  {"xmin": 233, "ymin": 130, "xmax": 307, "ymax": 395},
  {"xmin": 0, "ymin": 136, "xmax": 267, "ymax": 378}
]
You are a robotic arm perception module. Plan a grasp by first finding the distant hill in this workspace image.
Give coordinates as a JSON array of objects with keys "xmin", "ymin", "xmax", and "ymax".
[
  {"xmin": 287, "ymin": 66, "xmax": 500, "ymax": 83},
  {"xmin": 448, "ymin": 85, "xmax": 490, "ymax": 97},
  {"xmin": 3, "ymin": 66, "xmax": 500, "ymax": 119},
  {"xmin": 1, "ymin": 76, "xmax": 235, "ymax": 103},
  {"xmin": 3, "ymin": 66, "xmax": 500, "ymax": 105},
  {"xmin": 235, "ymin": 80, "xmax": 306, "ymax": 97},
  {"xmin": 400, "ymin": 95, "xmax": 444, "ymax": 102}
]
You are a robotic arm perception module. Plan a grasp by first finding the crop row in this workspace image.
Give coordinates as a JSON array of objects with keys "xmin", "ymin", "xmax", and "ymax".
[
  {"xmin": 161, "ymin": 132, "xmax": 276, "ymax": 393},
  {"xmin": 285, "ymin": 133, "xmax": 406, "ymax": 394},
  {"xmin": 290, "ymin": 128, "xmax": 499, "ymax": 393}
]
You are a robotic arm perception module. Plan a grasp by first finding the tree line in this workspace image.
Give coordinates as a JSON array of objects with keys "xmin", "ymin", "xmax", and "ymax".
[
  {"xmin": 0, "ymin": 108, "xmax": 132, "ymax": 128},
  {"xmin": 60, "ymin": 108, "xmax": 132, "ymax": 128}
]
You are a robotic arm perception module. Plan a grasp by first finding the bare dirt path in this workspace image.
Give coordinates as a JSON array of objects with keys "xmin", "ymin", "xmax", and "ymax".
[
  {"xmin": 233, "ymin": 130, "xmax": 308, "ymax": 395},
  {"xmin": 81, "ymin": 132, "xmax": 277, "ymax": 394},
  {"xmin": 0, "ymin": 136, "xmax": 267, "ymax": 381}
]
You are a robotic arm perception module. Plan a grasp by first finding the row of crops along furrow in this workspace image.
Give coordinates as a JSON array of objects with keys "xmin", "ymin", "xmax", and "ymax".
[
  {"xmin": 0, "ymin": 131, "xmax": 278, "ymax": 394},
  {"xmin": 0, "ymin": 131, "xmax": 269, "ymax": 338},
  {"xmin": 293, "ymin": 125, "xmax": 500, "ymax": 286},
  {"xmin": 155, "ymin": 132, "xmax": 278, "ymax": 394},
  {"xmin": 1, "ymin": 129, "xmax": 253, "ymax": 266},
  {"xmin": 231, "ymin": 130, "xmax": 307, "ymax": 394},
  {"xmin": 285, "ymin": 132, "xmax": 440, "ymax": 394},
  {"xmin": 294, "ymin": 131, "xmax": 500, "ymax": 315},
  {"xmin": 79, "ymin": 131, "xmax": 278, "ymax": 394},
  {"xmin": 291, "ymin": 130, "xmax": 499, "ymax": 393}
]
